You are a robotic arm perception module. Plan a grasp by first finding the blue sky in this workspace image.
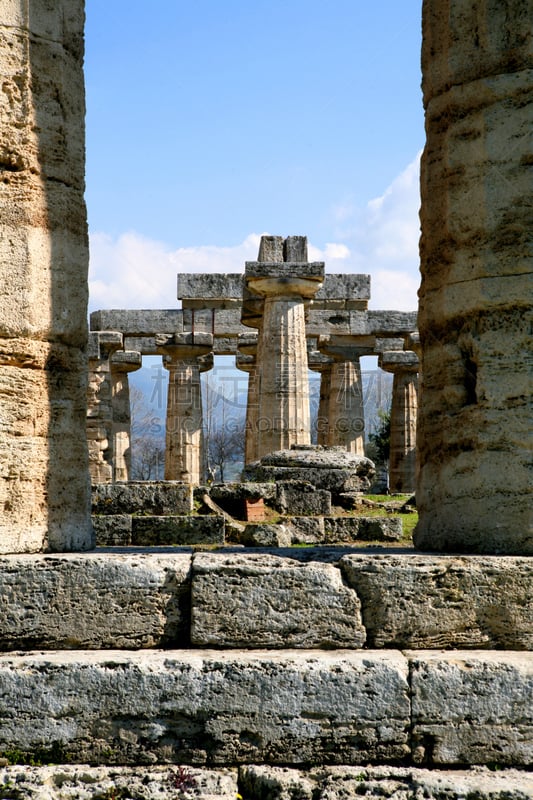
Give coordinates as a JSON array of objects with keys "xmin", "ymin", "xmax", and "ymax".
[{"xmin": 86, "ymin": 1, "xmax": 424, "ymax": 313}]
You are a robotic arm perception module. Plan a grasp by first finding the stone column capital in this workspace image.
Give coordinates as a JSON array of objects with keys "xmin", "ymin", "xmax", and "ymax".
[
  {"xmin": 235, "ymin": 352, "xmax": 256, "ymax": 373},
  {"xmin": 88, "ymin": 331, "xmax": 123, "ymax": 360},
  {"xmin": 156, "ymin": 332, "xmax": 213, "ymax": 360},
  {"xmin": 379, "ymin": 350, "xmax": 419, "ymax": 374},
  {"xmin": 110, "ymin": 350, "xmax": 142, "ymax": 373},
  {"xmin": 245, "ymin": 262, "xmax": 324, "ymax": 300}
]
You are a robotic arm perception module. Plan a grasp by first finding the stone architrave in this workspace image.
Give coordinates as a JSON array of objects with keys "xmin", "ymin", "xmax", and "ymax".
[
  {"xmin": 379, "ymin": 351, "xmax": 419, "ymax": 494},
  {"xmin": 416, "ymin": 0, "xmax": 532, "ymax": 553},
  {"xmin": 157, "ymin": 333, "xmax": 213, "ymax": 484},
  {"xmin": 87, "ymin": 332, "xmax": 124, "ymax": 484},
  {"xmin": 110, "ymin": 350, "xmax": 142, "ymax": 482},
  {"xmin": 245, "ymin": 236, "xmax": 324, "ymax": 458},
  {"xmin": 0, "ymin": 1, "xmax": 92, "ymax": 553}
]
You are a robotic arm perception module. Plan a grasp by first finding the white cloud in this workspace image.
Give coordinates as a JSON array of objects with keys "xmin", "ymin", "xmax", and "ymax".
[
  {"xmin": 89, "ymin": 232, "xmax": 261, "ymax": 311},
  {"xmin": 325, "ymin": 152, "xmax": 422, "ymax": 310},
  {"xmin": 89, "ymin": 155, "xmax": 422, "ymax": 314}
]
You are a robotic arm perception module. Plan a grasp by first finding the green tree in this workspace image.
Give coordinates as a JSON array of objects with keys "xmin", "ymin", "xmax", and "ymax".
[{"xmin": 366, "ymin": 409, "xmax": 391, "ymax": 465}]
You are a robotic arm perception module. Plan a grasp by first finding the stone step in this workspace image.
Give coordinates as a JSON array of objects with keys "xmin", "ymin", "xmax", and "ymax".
[
  {"xmin": 0, "ymin": 649, "xmax": 530, "ymax": 768},
  {"xmin": 0, "ymin": 764, "xmax": 531, "ymax": 799},
  {"xmin": 0, "ymin": 551, "xmax": 530, "ymax": 651}
]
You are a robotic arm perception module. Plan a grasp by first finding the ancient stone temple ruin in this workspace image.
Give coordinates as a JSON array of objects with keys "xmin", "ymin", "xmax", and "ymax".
[
  {"xmin": 0, "ymin": 1, "xmax": 531, "ymax": 798},
  {"xmin": 88, "ymin": 239, "xmax": 419, "ymax": 492}
]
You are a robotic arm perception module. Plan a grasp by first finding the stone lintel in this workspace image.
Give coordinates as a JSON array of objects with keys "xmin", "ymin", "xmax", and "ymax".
[
  {"xmin": 123, "ymin": 336, "xmax": 159, "ymax": 355},
  {"xmin": 316, "ymin": 274, "xmax": 371, "ymax": 302},
  {"xmin": 155, "ymin": 332, "xmax": 213, "ymax": 349},
  {"xmin": 90, "ymin": 310, "xmax": 183, "ymax": 336},
  {"xmin": 375, "ymin": 337, "xmax": 406, "ymax": 352},
  {"xmin": 245, "ymin": 261, "xmax": 325, "ymax": 280},
  {"xmin": 306, "ymin": 310, "xmax": 352, "ymax": 336},
  {"xmin": 178, "ymin": 273, "xmax": 244, "ymax": 302},
  {"xmin": 379, "ymin": 351, "xmax": 420, "ymax": 372},
  {"xmin": 110, "ymin": 350, "xmax": 142, "ymax": 371},
  {"xmin": 87, "ymin": 331, "xmax": 123, "ymax": 360},
  {"xmin": 367, "ymin": 310, "xmax": 418, "ymax": 335}
]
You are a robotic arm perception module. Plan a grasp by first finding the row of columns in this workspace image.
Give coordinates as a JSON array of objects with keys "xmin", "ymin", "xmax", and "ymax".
[{"xmin": 88, "ymin": 325, "xmax": 420, "ymax": 493}]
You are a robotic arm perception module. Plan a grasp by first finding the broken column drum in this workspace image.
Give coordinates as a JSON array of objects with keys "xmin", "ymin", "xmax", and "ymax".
[
  {"xmin": 245, "ymin": 237, "xmax": 324, "ymax": 459},
  {"xmin": 415, "ymin": 0, "xmax": 532, "ymax": 553}
]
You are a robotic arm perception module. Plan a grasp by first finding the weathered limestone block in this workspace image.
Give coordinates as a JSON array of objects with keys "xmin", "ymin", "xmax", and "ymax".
[
  {"xmin": 191, "ymin": 553, "xmax": 365, "ymax": 648},
  {"xmin": 0, "ymin": 1, "xmax": 92, "ymax": 553},
  {"xmin": 240, "ymin": 765, "xmax": 533, "ymax": 800},
  {"xmin": 323, "ymin": 516, "xmax": 403, "ymax": 543},
  {"xmin": 0, "ymin": 766, "xmax": 239, "ymax": 800},
  {"xmin": 132, "ymin": 515, "xmax": 225, "ymax": 546},
  {"xmin": 283, "ymin": 516, "xmax": 325, "ymax": 544},
  {"xmin": 90, "ymin": 309, "xmax": 184, "ymax": 336},
  {"xmin": 416, "ymin": 1, "xmax": 532, "ymax": 553},
  {"xmin": 276, "ymin": 482, "xmax": 332, "ymax": 516},
  {"xmin": 92, "ymin": 514, "xmax": 132, "ymax": 546},
  {"xmin": 92, "ymin": 482, "xmax": 194, "ymax": 515},
  {"xmin": 0, "ymin": 553, "xmax": 191, "ymax": 650},
  {"xmin": 341, "ymin": 555, "xmax": 533, "ymax": 650},
  {"xmin": 209, "ymin": 482, "xmax": 277, "ymax": 502},
  {"xmin": 0, "ymin": 650, "xmax": 410, "ymax": 765},
  {"xmin": 240, "ymin": 523, "xmax": 292, "ymax": 548},
  {"xmin": 409, "ymin": 651, "xmax": 533, "ymax": 767},
  {"xmin": 314, "ymin": 274, "xmax": 370, "ymax": 307}
]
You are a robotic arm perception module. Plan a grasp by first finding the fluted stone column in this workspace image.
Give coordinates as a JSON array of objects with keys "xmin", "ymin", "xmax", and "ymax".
[
  {"xmin": 245, "ymin": 237, "xmax": 324, "ymax": 458},
  {"xmin": 416, "ymin": 0, "xmax": 532, "ymax": 553},
  {"xmin": 380, "ymin": 351, "xmax": 419, "ymax": 494},
  {"xmin": 308, "ymin": 350, "xmax": 334, "ymax": 447},
  {"xmin": 110, "ymin": 350, "xmax": 142, "ymax": 482},
  {"xmin": 87, "ymin": 332, "xmax": 123, "ymax": 485},
  {"xmin": 157, "ymin": 333, "xmax": 213, "ymax": 484},
  {"xmin": 236, "ymin": 352, "xmax": 259, "ymax": 465},
  {"xmin": 236, "ymin": 333, "xmax": 260, "ymax": 464},
  {"xmin": 0, "ymin": 0, "xmax": 92, "ymax": 553},
  {"xmin": 327, "ymin": 360, "xmax": 366, "ymax": 455}
]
